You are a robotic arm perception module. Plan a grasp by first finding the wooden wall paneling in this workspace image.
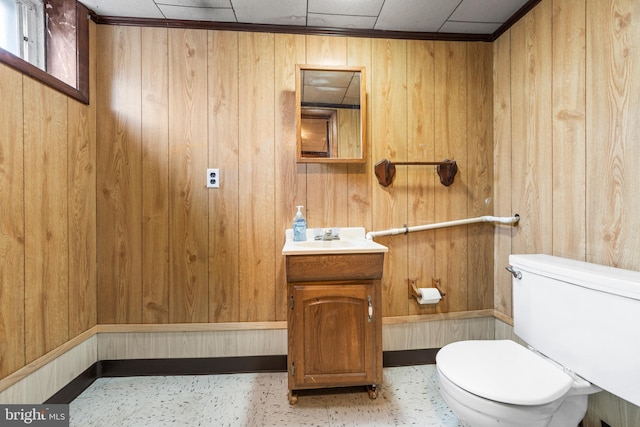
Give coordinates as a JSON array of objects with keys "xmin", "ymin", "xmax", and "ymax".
[
  {"xmin": 67, "ymin": 65, "xmax": 97, "ymax": 335},
  {"xmin": 238, "ymin": 32, "xmax": 276, "ymax": 321},
  {"xmin": 492, "ymin": 31, "xmax": 514, "ymax": 317},
  {"xmin": 371, "ymin": 39, "xmax": 409, "ymax": 317},
  {"xmin": 310, "ymin": 168, "xmax": 348, "ymax": 230},
  {"xmin": 509, "ymin": 2, "xmax": 553, "ymax": 256},
  {"xmin": 97, "ymin": 328, "xmax": 286, "ymax": 360},
  {"xmin": 168, "ymin": 29, "xmax": 209, "ymax": 323},
  {"xmin": 433, "ymin": 42, "xmax": 469, "ymax": 313},
  {"xmin": 23, "ymin": 81, "xmax": 69, "ymax": 362},
  {"xmin": 406, "ymin": 40, "xmax": 437, "ymax": 316},
  {"xmin": 304, "ymin": 36, "xmax": 349, "ymax": 229},
  {"xmin": 466, "ymin": 42, "xmax": 494, "ymax": 310},
  {"xmin": 208, "ymin": 30, "xmax": 241, "ymax": 323},
  {"xmin": 382, "ymin": 316, "xmax": 494, "ymax": 351},
  {"xmin": 273, "ymin": 33, "xmax": 306, "ymax": 321},
  {"xmin": 346, "ymin": 37, "xmax": 373, "ymax": 231},
  {"xmin": 0, "ymin": 332, "xmax": 97, "ymax": 404},
  {"xmin": 585, "ymin": 1, "xmax": 640, "ymax": 422},
  {"xmin": 141, "ymin": 27, "xmax": 170, "ymax": 323},
  {"xmin": 494, "ymin": 1, "xmax": 640, "ymax": 422},
  {"xmin": 305, "ymin": 35, "xmax": 347, "ymax": 65},
  {"xmin": 552, "ymin": 0, "xmax": 586, "ymax": 261},
  {"xmin": 585, "ymin": 390, "xmax": 640, "ymax": 427},
  {"xmin": 0, "ymin": 64, "xmax": 25, "ymax": 378},
  {"xmin": 336, "ymin": 110, "xmax": 360, "ymax": 158},
  {"xmin": 96, "ymin": 26, "xmax": 143, "ymax": 324},
  {"xmin": 586, "ymin": 0, "xmax": 640, "ymax": 269}
]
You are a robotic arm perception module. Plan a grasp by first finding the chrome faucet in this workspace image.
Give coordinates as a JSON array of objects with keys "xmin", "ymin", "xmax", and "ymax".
[{"xmin": 315, "ymin": 228, "xmax": 340, "ymax": 240}]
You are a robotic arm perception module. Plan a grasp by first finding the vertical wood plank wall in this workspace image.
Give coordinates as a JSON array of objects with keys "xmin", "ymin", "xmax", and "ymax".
[
  {"xmin": 0, "ymin": 63, "xmax": 26, "ymax": 378},
  {"xmin": 23, "ymin": 77, "xmax": 70, "ymax": 361},
  {"xmin": 0, "ymin": 24, "xmax": 97, "ymax": 377},
  {"xmin": 169, "ymin": 29, "xmax": 210, "ymax": 323},
  {"xmin": 141, "ymin": 28, "xmax": 170, "ymax": 324},
  {"xmin": 95, "ymin": 27, "xmax": 494, "ymax": 324},
  {"xmin": 493, "ymin": 0, "xmax": 640, "ymax": 424}
]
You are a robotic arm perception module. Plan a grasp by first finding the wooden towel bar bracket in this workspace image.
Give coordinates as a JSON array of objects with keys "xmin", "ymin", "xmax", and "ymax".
[
  {"xmin": 408, "ymin": 278, "xmax": 446, "ymax": 300},
  {"xmin": 374, "ymin": 159, "xmax": 458, "ymax": 187}
]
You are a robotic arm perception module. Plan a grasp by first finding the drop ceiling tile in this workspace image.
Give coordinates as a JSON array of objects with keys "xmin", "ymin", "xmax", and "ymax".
[
  {"xmin": 308, "ymin": 0, "xmax": 383, "ymax": 17},
  {"xmin": 450, "ymin": 0, "xmax": 529, "ymax": 23},
  {"xmin": 157, "ymin": 4, "xmax": 235, "ymax": 21},
  {"xmin": 79, "ymin": 0, "xmax": 164, "ymax": 19},
  {"xmin": 303, "ymin": 86, "xmax": 346, "ymax": 104},
  {"xmin": 304, "ymin": 70, "xmax": 354, "ymax": 88},
  {"xmin": 374, "ymin": 0, "xmax": 459, "ymax": 32},
  {"xmin": 344, "ymin": 77, "xmax": 360, "ymax": 101},
  {"xmin": 156, "ymin": 0, "xmax": 230, "ymax": 7},
  {"xmin": 440, "ymin": 21, "xmax": 502, "ymax": 34},
  {"xmin": 232, "ymin": 0, "xmax": 306, "ymax": 26},
  {"xmin": 80, "ymin": 0, "xmax": 528, "ymax": 36},
  {"xmin": 307, "ymin": 13, "xmax": 377, "ymax": 30}
]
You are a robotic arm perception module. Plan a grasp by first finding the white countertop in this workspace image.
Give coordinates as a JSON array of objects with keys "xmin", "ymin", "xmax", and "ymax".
[{"xmin": 282, "ymin": 227, "xmax": 388, "ymax": 255}]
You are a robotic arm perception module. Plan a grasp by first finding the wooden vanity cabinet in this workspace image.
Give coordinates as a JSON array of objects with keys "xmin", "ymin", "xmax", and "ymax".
[{"xmin": 285, "ymin": 253, "xmax": 384, "ymax": 404}]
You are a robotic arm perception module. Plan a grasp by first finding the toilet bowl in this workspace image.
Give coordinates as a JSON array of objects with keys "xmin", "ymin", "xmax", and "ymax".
[
  {"xmin": 436, "ymin": 340, "xmax": 599, "ymax": 427},
  {"xmin": 433, "ymin": 253, "xmax": 640, "ymax": 426}
]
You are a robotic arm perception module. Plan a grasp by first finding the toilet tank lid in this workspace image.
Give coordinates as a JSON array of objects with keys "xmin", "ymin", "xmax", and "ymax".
[
  {"xmin": 436, "ymin": 340, "xmax": 573, "ymax": 406},
  {"xmin": 509, "ymin": 254, "xmax": 640, "ymax": 301}
]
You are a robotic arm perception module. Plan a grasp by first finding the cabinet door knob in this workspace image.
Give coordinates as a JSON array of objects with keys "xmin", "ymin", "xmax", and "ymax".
[{"xmin": 367, "ymin": 295, "xmax": 373, "ymax": 322}]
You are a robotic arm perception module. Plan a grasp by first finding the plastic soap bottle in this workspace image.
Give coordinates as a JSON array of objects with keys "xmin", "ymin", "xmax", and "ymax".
[{"xmin": 293, "ymin": 205, "xmax": 307, "ymax": 242}]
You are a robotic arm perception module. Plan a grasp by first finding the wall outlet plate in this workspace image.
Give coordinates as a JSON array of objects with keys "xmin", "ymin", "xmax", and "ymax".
[{"xmin": 206, "ymin": 168, "xmax": 220, "ymax": 188}]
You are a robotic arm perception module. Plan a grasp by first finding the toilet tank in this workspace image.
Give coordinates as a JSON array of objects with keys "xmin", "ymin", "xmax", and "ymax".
[{"xmin": 509, "ymin": 254, "xmax": 640, "ymax": 407}]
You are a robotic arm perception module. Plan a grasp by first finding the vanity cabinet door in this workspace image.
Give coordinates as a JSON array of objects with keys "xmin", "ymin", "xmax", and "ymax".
[{"xmin": 288, "ymin": 281, "xmax": 381, "ymax": 389}]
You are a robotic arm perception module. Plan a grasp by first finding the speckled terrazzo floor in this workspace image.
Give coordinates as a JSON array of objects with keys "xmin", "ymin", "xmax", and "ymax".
[{"xmin": 69, "ymin": 364, "xmax": 462, "ymax": 426}]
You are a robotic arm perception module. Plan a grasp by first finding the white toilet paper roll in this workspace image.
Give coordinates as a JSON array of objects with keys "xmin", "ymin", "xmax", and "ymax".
[{"xmin": 417, "ymin": 288, "xmax": 442, "ymax": 304}]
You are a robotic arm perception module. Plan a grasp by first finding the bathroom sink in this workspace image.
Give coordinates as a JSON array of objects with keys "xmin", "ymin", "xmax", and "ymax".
[
  {"xmin": 294, "ymin": 240, "xmax": 356, "ymax": 249},
  {"xmin": 282, "ymin": 227, "xmax": 388, "ymax": 255}
]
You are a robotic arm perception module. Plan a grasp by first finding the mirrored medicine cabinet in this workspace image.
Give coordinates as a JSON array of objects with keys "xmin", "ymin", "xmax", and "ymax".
[{"xmin": 295, "ymin": 65, "xmax": 366, "ymax": 163}]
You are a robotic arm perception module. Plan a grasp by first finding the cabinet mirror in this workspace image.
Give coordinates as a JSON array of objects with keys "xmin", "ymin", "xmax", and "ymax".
[{"xmin": 296, "ymin": 65, "xmax": 366, "ymax": 163}]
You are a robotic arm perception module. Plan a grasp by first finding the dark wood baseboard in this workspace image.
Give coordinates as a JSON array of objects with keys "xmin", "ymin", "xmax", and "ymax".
[
  {"xmin": 45, "ymin": 363, "xmax": 100, "ymax": 404},
  {"xmin": 383, "ymin": 348, "xmax": 439, "ymax": 367},
  {"xmin": 96, "ymin": 354, "xmax": 288, "ymax": 377},
  {"xmin": 45, "ymin": 349, "xmax": 439, "ymax": 404}
]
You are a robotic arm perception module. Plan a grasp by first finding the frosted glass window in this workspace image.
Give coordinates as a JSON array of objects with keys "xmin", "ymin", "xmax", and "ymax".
[
  {"xmin": 0, "ymin": 0, "xmax": 19, "ymax": 55},
  {"xmin": 0, "ymin": 0, "xmax": 44, "ymax": 69}
]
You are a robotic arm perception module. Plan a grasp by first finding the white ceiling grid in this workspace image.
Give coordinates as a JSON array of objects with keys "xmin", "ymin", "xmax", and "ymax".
[{"xmin": 79, "ymin": 0, "xmax": 531, "ymax": 35}]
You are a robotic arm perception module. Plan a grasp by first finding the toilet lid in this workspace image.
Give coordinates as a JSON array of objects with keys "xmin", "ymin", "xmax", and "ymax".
[{"xmin": 436, "ymin": 340, "xmax": 573, "ymax": 406}]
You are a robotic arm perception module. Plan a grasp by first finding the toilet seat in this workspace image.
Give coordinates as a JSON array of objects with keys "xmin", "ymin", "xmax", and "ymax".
[{"xmin": 436, "ymin": 340, "xmax": 573, "ymax": 406}]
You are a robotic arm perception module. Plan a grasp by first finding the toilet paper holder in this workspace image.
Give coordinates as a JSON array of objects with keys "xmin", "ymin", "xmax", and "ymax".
[{"xmin": 408, "ymin": 278, "xmax": 446, "ymax": 301}]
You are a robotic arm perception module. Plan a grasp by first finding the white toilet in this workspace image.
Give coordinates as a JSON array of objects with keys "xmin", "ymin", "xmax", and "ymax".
[{"xmin": 436, "ymin": 254, "xmax": 640, "ymax": 427}]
